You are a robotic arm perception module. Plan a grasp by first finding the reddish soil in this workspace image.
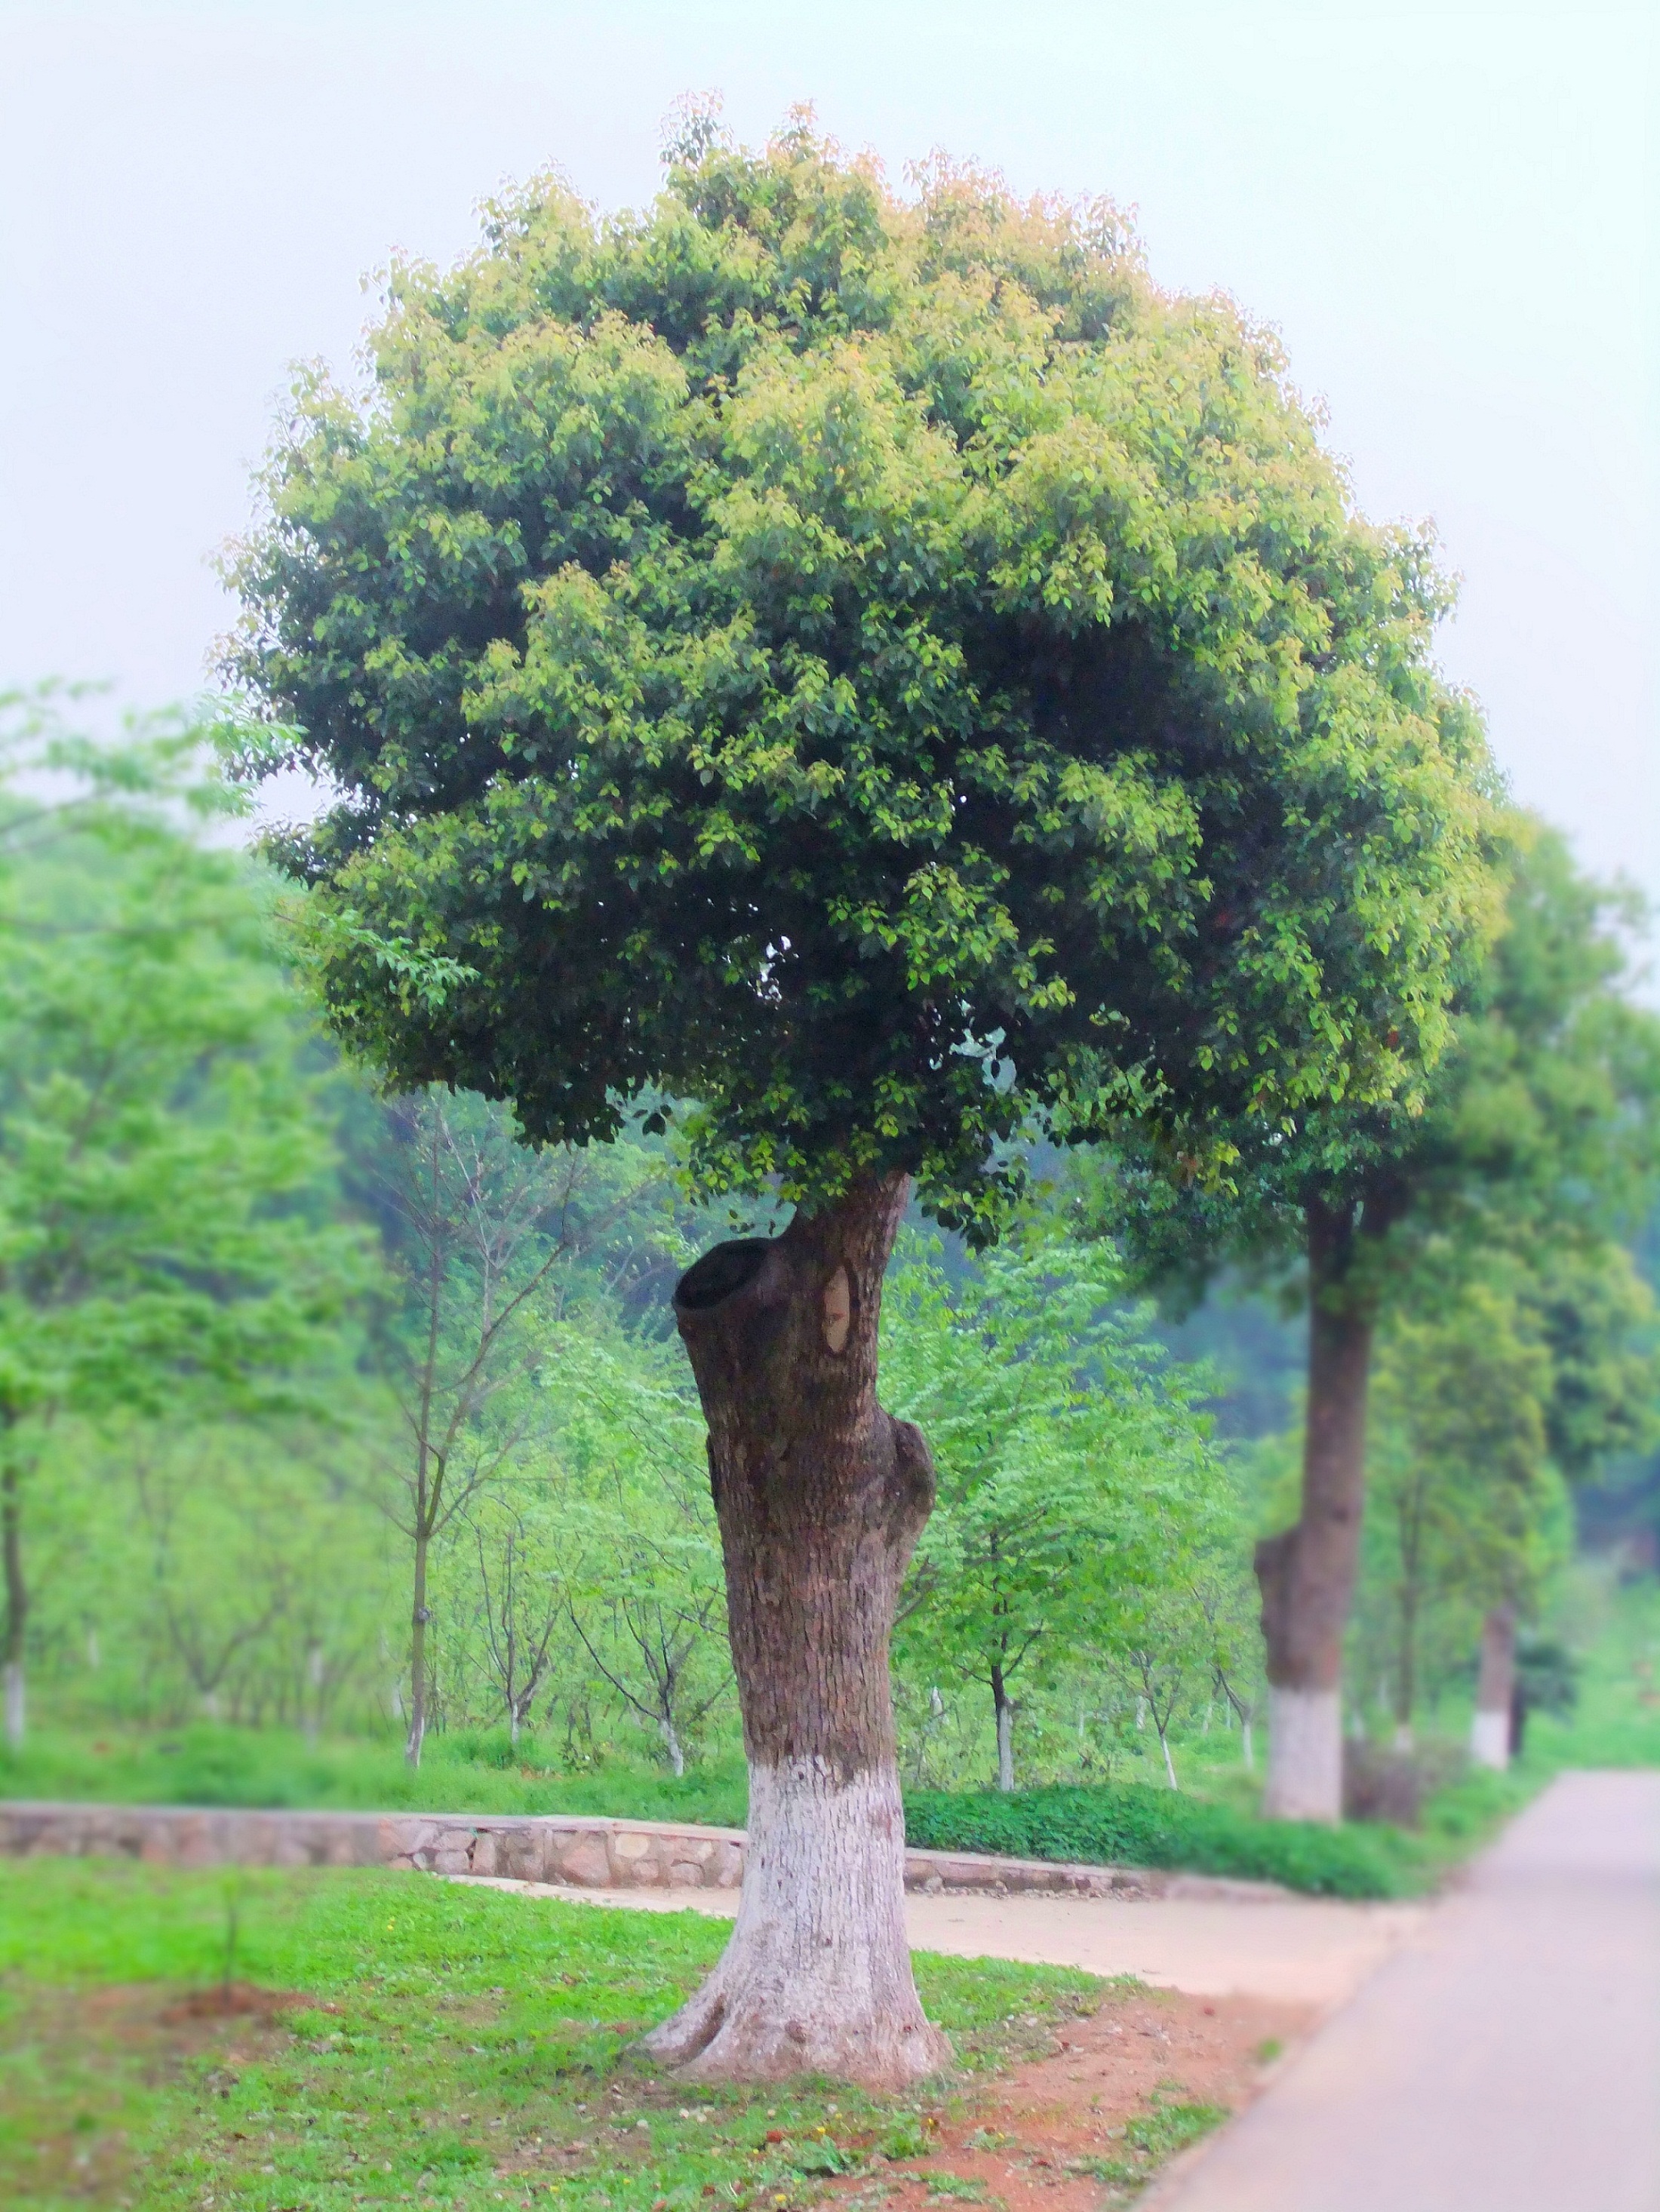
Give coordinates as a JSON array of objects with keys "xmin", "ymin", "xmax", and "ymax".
[{"xmin": 834, "ymin": 1984, "xmax": 1313, "ymax": 2210}]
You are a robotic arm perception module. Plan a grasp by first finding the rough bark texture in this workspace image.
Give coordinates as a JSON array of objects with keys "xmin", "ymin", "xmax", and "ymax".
[
  {"xmin": 643, "ymin": 1172, "xmax": 950, "ymax": 2088},
  {"xmin": 1471, "ymin": 1605, "xmax": 1517, "ymax": 1771},
  {"xmin": 1256, "ymin": 1197, "xmax": 1377, "ymax": 1823}
]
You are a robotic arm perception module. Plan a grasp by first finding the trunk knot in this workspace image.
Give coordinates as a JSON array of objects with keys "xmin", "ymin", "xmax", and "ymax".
[{"xmin": 822, "ymin": 1266, "xmax": 851, "ymax": 1353}]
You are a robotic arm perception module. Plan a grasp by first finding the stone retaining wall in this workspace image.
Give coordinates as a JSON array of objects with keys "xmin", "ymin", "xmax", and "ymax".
[{"xmin": 0, "ymin": 1800, "xmax": 1286, "ymax": 1903}]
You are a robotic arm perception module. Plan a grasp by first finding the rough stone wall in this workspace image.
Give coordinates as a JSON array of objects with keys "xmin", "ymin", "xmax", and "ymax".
[{"xmin": 0, "ymin": 1801, "xmax": 1286, "ymax": 1903}]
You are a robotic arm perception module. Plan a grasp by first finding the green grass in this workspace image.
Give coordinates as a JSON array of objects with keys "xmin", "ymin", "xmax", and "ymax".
[
  {"xmin": 0, "ymin": 1726, "xmax": 752, "ymax": 1829},
  {"xmin": 0, "ymin": 1857, "xmax": 1113, "ymax": 2212}
]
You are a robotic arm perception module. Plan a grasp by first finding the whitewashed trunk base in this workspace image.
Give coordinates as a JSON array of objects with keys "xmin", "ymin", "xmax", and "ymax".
[
  {"xmin": 3, "ymin": 1661, "xmax": 23, "ymax": 1752},
  {"xmin": 1262, "ymin": 1685, "xmax": 1342, "ymax": 1823},
  {"xmin": 641, "ymin": 1758, "xmax": 950, "ymax": 2088},
  {"xmin": 1471, "ymin": 1707, "xmax": 1511, "ymax": 1771}
]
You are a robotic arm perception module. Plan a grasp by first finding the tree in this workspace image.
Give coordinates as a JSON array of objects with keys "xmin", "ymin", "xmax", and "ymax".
[
  {"xmin": 230, "ymin": 118, "xmax": 1492, "ymax": 2081},
  {"xmin": 883, "ymin": 1233, "xmax": 1224, "ymax": 1791},
  {"xmin": 0, "ymin": 695, "xmax": 366, "ymax": 1749},
  {"xmin": 559, "ymin": 1329, "xmax": 733, "ymax": 1774},
  {"xmin": 361, "ymin": 1090, "xmax": 656, "ymax": 1763},
  {"xmin": 1366, "ymin": 1280, "xmax": 1557, "ymax": 1750},
  {"xmin": 1082, "ymin": 821, "xmax": 1660, "ymax": 1817},
  {"xmin": 465, "ymin": 1495, "xmax": 567, "ymax": 1749}
]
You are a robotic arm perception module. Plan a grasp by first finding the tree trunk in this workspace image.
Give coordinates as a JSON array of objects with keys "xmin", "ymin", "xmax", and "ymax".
[
  {"xmin": 1240, "ymin": 1716, "xmax": 1254, "ymax": 1772},
  {"xmin": 2, "ymin": 1449, "xmax": 26, "ymax": 1754},
  {"xmin": 405, "ymin": 1533, "xmax": 429, "ymax": 1768},
  {"xmin": 991, "ymin": 1664, "xmax": 1015, "ymax": 1793},
  {"xmin": 1157, "ymin": 1725, "xmax": 1179, "ymax": 1790},
  {"xmin": 1471, "ymin": 1605, "xmax": 1517, "ymax": 1771},
  {"xmin": 1256, "ymin": 1197, "xmax": 1376, "ymax": 1823},
  {"xmin": 661, "ymin": 1714, "xmax": 687, "ymax": 1778},
  {"xmin": 1394, "ymin": 1578, "xmax": 1419, "ymax": 1750},
  {"xmin": 643, "ymin": 1172, "xmax": 949, "ymax": 2089}
]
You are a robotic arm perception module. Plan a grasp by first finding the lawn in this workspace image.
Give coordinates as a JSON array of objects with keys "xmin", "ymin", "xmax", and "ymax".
[{"xmin": 0, "ymin": 1858, "xmax": 1121, "ymax": 2212}]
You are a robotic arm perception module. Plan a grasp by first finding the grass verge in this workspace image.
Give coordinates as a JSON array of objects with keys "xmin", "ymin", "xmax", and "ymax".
[{"xmin": 0, "ymin": 1857, "xmax": 1116, "ymax": 2212}]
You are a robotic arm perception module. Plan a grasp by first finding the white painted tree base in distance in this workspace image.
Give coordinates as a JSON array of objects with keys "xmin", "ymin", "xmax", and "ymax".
[
  {"xmin": 1470, "ymin": 1707, "xmax": 1511, "ymax": 1771},
  {"xmin": 1262, "ymin": 1685, "xmax": 1343, "ymax": 1823}
]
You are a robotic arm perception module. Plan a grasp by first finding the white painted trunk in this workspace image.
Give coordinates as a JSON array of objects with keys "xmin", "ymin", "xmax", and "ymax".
[
  {"xmin": 3, "ymin": 1659, "xmax": 22, "ymax": 1751},
  {"xmin": 1241, "ymin": 1717, "xmax": 1254, "ymax": 1772},
  {"xmin": 1471, "ymin": 1707, "xmax": 1511, "ymax": 1771},
  {"xmin": 641, "ymin": 1757, "xmax": 949, "ymax": 2086},
  {"xmin": 662, "ymin": 1716, "xmax": 686, "ymax": 1778},
  {"xmin": 1262, "ymin": 1685, "xmax": 1342, "ymax": 1823},
  {"xmin": 1158, "ymin": 1729, "xmax": 1179, "ymax": 1790},
  {"xmin": 995, "ymin": 1700, "xmax": 1014, "ymax": 1793},
  {"xmin": 1393, "ymin": 1722, "xmax": 1415, "ymax": 1753}
]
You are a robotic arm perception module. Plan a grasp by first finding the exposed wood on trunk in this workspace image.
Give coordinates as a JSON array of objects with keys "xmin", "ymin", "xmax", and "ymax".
[
  {"xmin": 1256, "ymin": 1194, "xmax": 1381, "ymax": 1822},
  {"xmin": 643, "ymin": 1171, "xmax": 950, "ymax": 2088}
]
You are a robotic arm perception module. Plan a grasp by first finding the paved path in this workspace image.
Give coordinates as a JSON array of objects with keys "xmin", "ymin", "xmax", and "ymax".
[
  {"xmin": 1148, "ymin": 1770, "xmax": 1660, "ymax": 2212},
  {"xmin": 456, "ymin": 1873, "xmax": 1424, "ymax": 2008}
]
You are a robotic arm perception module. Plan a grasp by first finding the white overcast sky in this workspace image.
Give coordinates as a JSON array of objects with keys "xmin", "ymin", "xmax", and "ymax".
[{"xmin": 2, "ymin": 0, "xmax": 1655, "ymax": 922}]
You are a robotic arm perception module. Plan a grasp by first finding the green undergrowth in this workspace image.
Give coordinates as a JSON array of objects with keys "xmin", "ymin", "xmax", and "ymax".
[
  {"xmin": 0, "ymin": 1726, "xmax": 753, "ymax": 1827},
  {"xmin": 0, "ymin": 1722, "xmax": 1535, "ymax": 1899},
  {"xmin": 0, "ymin": 1857, "xmax": 1120, "ymax": 2212},
  {"xmin": 905, "ymin": 1781, "xmax": 1409, "ymax": 1898}
]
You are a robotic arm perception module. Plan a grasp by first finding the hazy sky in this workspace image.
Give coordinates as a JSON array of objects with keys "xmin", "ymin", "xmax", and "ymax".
[{"xmin": 2, "ymin": 1, "xmax": 1655, "ymax": 920}]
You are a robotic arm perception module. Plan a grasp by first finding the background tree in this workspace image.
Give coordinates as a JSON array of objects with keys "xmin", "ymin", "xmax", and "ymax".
[
  {"xmin": 558, "ymin": 1330, "xmax": 733, "ymax": 1774},
  {"xmin": 1079, "ymin": 821, "xmax": 1660, "ymax": 1817},
  {"xmin": 1366, "ymin": 1280, "xmax": 1558, "ymax": 1750},
  {"xmin": 884, "ymin": 1233, "xmax": 1225, "ymax": 1792},
  {"xmin": 231, "ymin": 120, "xmax": 1492, "ymax": 2081},
  {"xmin": 0, "ymin": 695, "xmax": 366, "ymax": 1748},
  {"xmin": 363, "ymin": 1090, "xmax": 658, "ymax": 1764}
]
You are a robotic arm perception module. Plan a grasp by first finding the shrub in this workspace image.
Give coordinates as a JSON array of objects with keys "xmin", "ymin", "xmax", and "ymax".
[{"xmin": 902, "ymin": 1782, "xmax": 1406, "ymax": 1898}]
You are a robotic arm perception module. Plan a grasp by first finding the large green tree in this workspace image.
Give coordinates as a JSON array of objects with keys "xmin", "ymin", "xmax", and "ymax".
[{"xmin": 231, "ymin": 120, "xmax": 1491, "ymax": 2082}]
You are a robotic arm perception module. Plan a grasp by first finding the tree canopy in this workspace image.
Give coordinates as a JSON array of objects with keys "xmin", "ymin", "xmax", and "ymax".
[{"xmin": 231, "ymin": 120, "xmax": 1494, "ymax": 1237}]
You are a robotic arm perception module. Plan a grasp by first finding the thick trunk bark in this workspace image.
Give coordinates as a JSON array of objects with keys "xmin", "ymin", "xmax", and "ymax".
[
  {"xmin": 991, "ymin": 1664, "xmax": 1015, "ymax": 1793},
  {"xmin": 1471, "ymin": 1605, "xmax": 1517, "ymax": 1771},
  {"xmin": 2, "ymin": 1449, "xmax": 26, "ymax": 1754},
  {"xmin": 643, "ymin": 1172, "xmax": 949, "ymax": 2089},
  {"xmin": 1256, "ymin": 1197, "xmax": 1376, "ymax": 1823}
]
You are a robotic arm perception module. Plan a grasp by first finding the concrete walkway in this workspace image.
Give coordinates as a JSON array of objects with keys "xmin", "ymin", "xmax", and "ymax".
[
  {"xmin": 1148, "ymin": 1771, "xmax": 1660, "ymax": 2212},
  {"xmin": 456, "ymin": 1873, "xmax": 1425, "ymax": 2009}
]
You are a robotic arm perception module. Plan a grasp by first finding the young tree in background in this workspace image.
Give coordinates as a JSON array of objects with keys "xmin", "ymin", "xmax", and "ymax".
[
  {"xmin": 1368, "ymin": 1282, "xmax": 1557, "ymax": 1750},
  {"xmin": 884, "ymin": 1235, "xmax": 1224, "ymax": 1792},
  {"xmin": 365, "ymin": 1092, "xmax": 657, "ymax": 1764},
  {"xmin": 558, "ymin": 1331, "xmax": 731, "ymax": 1775},
  {"xmin": 232, "ymin": 122, "xmax": 1491, "ymax": 2079}
]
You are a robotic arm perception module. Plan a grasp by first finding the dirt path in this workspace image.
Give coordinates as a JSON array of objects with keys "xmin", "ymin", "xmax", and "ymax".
[
  {"xmin": 456, "ymin": 1873, "xmax": 1425, "ymax": 2008},
  {"xmin": 1145, "ymin": 1770, "xmax": 1660, "ymax": 2211}
]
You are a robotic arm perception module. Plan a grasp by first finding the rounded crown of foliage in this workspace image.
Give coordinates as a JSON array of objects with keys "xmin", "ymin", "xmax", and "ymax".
[{"xmin": 230, "ymin": 111, "xmax": 1494, "ymax": 1237}]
